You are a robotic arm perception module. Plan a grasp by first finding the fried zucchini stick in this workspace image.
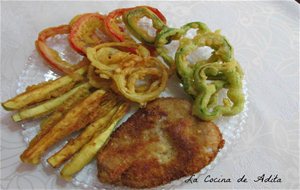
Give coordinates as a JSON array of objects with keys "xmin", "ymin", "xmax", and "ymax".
[
  {"xmin": 47, "ymin": 99, "xmax": 118, "ymax": 168},
  {"xmin": 29, "ymin": 85, "xmax": 91, "ymax": 147},
  {"xmin": 60, "ymin": 102, "xmax": 129, "ymax": 180},
  {"xmin": 12, "ymin": 83, "xmax": 91, "ymax": 122},
  {"xmin": 2, "ymin": 67, "xmax": 87, "ymax": 111},
  {"xmin": 20, "ymin": 89, "xmax": 106, "ymax": 164}
]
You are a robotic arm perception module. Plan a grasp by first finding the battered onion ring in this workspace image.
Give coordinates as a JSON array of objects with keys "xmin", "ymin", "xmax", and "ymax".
[
  {"xmin": 112, "ymin": 57, "xmax": 168, "ymax": 105},
  {"xmin": 87, "ymin": 42, "xmax": 168, "ymax": 104},
  {"xmin": 87, "ymin": 65, "xmax": 112, "ymax": 89},
  {"xmin": 87, "ymin": 42, "xmax": 150, "ymax": 78}
]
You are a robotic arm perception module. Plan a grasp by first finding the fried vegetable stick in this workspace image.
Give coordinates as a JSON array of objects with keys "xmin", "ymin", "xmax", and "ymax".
[
  {"xmin": 37, "ymin": 92, "xmax": 116, "ymax": 144},
  {"xmin": 20, "ymin": 89, "xmax": 106, "ymax": 164},
  {"xmin": 60, "ymin": 102, "xmax": 129, "ymax": 180},
  {"xmin": 12, "ymin": 83, "xmax": 91, "ymax": 122},
  {"xmin": 47, "ymin": 99, "xmax": 118, "ymax": 168},
  {"xmin": 29, "ymin": 85, "xmax": 91, "ymax": 147},
  {"xmin": 2, "ymin": 67, "xmax": 87, "ymax": 111}
]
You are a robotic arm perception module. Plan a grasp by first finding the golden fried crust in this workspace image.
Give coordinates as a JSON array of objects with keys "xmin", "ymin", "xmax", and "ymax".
[{"xmin": 97, "ymin": 98, "xmax": 224, "ymax": 188}]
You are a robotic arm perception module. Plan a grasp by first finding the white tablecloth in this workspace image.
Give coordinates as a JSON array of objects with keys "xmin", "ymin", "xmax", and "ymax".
[{"xmin": 1, "ymin": 1, "xmax": 299, "ymax": 189}]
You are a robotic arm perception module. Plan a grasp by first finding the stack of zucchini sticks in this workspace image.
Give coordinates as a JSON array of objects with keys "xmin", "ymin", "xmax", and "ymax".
[{"xmin": 2, "ymin": 66, "xmax": 129, "ymax": 180}]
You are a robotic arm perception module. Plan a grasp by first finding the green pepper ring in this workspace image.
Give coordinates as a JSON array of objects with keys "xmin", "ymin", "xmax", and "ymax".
[
  {"xmin": 155, "ymin": 22, "xmax": 210, "ymax": 74},
  {"xmin": 175, "ymin": 31, "xmax": 234, "ymax": 94},
  {"xmin": 123, "ymin": 7, "xmax": 166, "ymax": 44},
  {"xmin": 192, "ymin": 61, "xmax": 245, "ymax": 121}
]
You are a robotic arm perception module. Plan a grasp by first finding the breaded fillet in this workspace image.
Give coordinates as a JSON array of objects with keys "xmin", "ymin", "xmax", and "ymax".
[{"xmin": 97, "ymin": 98, "xmax": 224, "ymax": 188}]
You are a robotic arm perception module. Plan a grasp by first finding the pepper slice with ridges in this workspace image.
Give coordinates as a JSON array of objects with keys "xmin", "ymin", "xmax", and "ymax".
[
  {"xmin": 123, "ymin": 7, "xmax": 166, "ymax": 44},
  {"xmin": 35, "ymin": 25, "xmax": 88, "ymax": 74},
  {"xmin": 175, "ymin": 30, "xmax": 233, "ymax": 96},
  {"xmin": 69, "ymin": 13, "xmax": 111, "ymax": 55},
  {"xmin": 192, "ymin": 60, "xmax": 244, "ymax": 121},
  {"xmin": 155, "ymin": 22, "xmax": 210, "ymax": 74},
  {"xmin": 105, "ymin": 6, "xmax": 166, "ymax": 42},
  {"xmin": 104, "ymin": 8, "xmax": 133, "ymax": 42},
  {"xmin": 175, "ymin": 31, "xmax": 244, "ymax": 121}
]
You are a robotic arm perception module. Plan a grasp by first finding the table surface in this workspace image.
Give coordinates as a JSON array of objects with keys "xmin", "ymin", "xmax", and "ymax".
[{"xmin": 1, "ymin": 1, "xmax": 299, "ymax": 189}]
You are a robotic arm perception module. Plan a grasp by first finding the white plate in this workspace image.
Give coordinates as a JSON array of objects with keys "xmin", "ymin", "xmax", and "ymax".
[{"xmin": 19, "ymin": 34, "xmax": 248, "ymax": 190}]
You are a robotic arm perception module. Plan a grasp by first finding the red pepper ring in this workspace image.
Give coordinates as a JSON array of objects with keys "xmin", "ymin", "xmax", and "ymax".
[
  {"xmin": 35, "ymin": 25, "xmax": 89, "ymax": 74},
  {"xmin": 145, "ymin": 6, "xmax": 167, "ymax": 23},
  {"xmin": 69, "ymin": 13, "xmax": 111, "ymax": 55},
  {"xmin": 105, "ymin": 6, "xmax": 167, "ymax": 42},
  {"xmin": 38, "ymin": 25, "xmax": 70, "ymax": 41},
  {"xmin": 104, "ymin": 8, "xmax": 133, "ymax": 42}
]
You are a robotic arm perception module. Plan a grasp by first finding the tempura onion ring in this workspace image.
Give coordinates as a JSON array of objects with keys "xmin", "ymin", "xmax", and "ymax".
[
  {"xmin": 112, "ymin": 57, "xmax": 168, "ymax": 104},
  {"xmin": 87, "ymin": 42, "xmax": 168, "ymax": 104},
  {"xmin": 87, "ymin": 42, "xmax": 150, "ymax": 77},
  {"xmin": 87, "ymin": 65, "xmax": 112, "ymax": 89}
]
